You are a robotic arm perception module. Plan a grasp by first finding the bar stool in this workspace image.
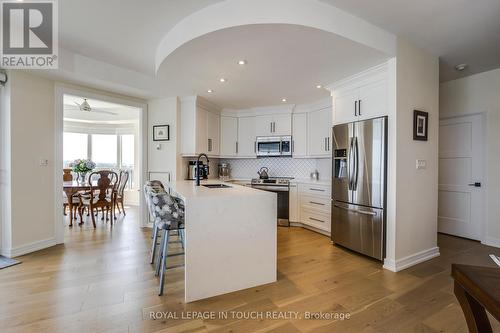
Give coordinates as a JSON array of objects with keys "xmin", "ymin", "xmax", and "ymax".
[{"xmin": 144, "ymin": 183, "xmax": 185, "ymax": 296}]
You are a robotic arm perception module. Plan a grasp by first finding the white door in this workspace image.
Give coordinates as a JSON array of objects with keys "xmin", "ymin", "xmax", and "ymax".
[
  {"xmin": 220, "ymin": 116, "xmax": 238, "ymax": 157},
  {"xmin": 334, "ymin": 87, "xmax": 358, "ymax": 125},
  {"xmin": 357, "ymin": 79, "xmax": 387, "ymax": 121},
  {"xmin": 438, "ymin": 114, "xmax": 484, "ymax": 240},
  {"xmin": 255, "ymin": 115, "xmax": 273, "ymax": 136},
  {"xmin": 206, "ymin": 111, "xmax": 220, "ymax": 155},
  {"xmin": 272, "ymin": 114, "xmax": 292, "ymax": 136},
  {"xmin": 237, "ymin": 117, "xmax": 256, "ymax": 157},
  {"xmin": 292, "ymin": 113, "xmax": 307, "ymax": 157}
]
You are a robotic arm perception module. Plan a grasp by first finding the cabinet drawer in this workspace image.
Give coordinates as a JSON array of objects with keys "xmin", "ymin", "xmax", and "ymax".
[
  {"xmin": 299, "ymin": 195, "xmax": 331, "ymax": 214},
  {"xmin": 300, "ymin": 209, "xmax": 331, "ymax": 232},
  {"xmin": 298, "ymin": 183, "xmax": 331, "ymax": 197}
]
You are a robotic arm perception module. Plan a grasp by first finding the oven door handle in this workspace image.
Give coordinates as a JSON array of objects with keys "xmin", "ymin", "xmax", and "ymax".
[{"xmin": 251, "ymin": 185, "xmax": 290, "ymax": 192}]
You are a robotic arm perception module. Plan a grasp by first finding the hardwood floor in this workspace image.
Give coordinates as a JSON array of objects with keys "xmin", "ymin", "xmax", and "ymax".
[{"xmin": 1, "ymin": 207, "xmax": 499, "ymax": 333}]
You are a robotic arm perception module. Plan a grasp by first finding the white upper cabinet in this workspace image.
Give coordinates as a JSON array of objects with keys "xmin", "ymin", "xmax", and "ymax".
[
  {"xmin": 237, "ymin": 116, "xmax": 256, "ymax": 158},
  {"xmin": 292, "ymin": 113, "xmax": 307, "ymax": 157},
  {"xmin": 206, "ymin": 110, "xmax": 220, "ymax": 155},
  {"xmin": 180, "ymin": 97, "xmax": 221, "ymax": 157},
  {"xmin": 220, "ymin": 116, "xmax": 238, "ymax": 157},
  {"xmin": 308, "ymin": 107, "xmax": 332, "ymax": 158},
  {"xmin": 273, "ymin": 114, "xmax": 292, "ymax": 136},
  {"xmin": 331, "ymin": 64, "xmax": 389, "ymax": 125},
  {"xmin": 357, "ymin": 79, "xmax": 387, "ymax": 121},
  {"xmin": 255, "ymin": 114, "xmax": 291, "ymax": 136}
]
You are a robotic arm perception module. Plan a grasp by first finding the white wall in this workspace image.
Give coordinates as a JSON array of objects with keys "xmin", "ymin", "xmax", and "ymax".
[
  {"xmin": 148, "ymin": 97, "xmax": 181, "ymax": 182},
  {"xmin": 384, "ymin": 38, "xmax": 440, "ymax": 271},
  {"xmin": 1, "ymin": 71, "xmax": 57, "ymax": 256},
  {"xmin": 0, "ymin": 74, "xmax": 12, "ymax": 254},
  {"xmin": 440, "ymin": 68, "xmax": 500, "ymax": 247}
]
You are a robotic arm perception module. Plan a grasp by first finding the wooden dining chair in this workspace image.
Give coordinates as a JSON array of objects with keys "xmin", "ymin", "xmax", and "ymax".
[
  {"xmin": 78, "ymin": 170, "xmax": 118, "ymax": 228},
  {"xmin": 114, "ymin": 170, "xmax": 129, "ymax": 217}
]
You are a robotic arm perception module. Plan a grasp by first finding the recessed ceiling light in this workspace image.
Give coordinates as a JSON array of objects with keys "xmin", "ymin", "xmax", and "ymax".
[
  {"xmin": 238, "ymin": 60, "xmax": 247, "ymax": 65},
  {"xmin": 207, "ymin": 89, "xmax": 213, "ymax": 93},
  {"xmin": 219, "ymin": 78, "xmax": 227, "ymax": 83},
  {"xmin": 281, "ymin": 98, "xmax": 287, "ymax": 103},
  {"xmin": 455, "ymin": 63, "xmax": 467, "ymax": 71},
  {"xmin": 316, "ymin": 84, "xmax": 323, "ymax": 89}
]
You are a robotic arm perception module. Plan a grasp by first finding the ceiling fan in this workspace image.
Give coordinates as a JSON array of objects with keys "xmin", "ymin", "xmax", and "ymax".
[{"xmin": 67, "ymin": 98, "xmax": 118, "ymax": 116}]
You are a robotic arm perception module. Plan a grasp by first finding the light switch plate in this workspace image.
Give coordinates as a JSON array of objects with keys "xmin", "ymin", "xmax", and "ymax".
[
  {"xmin": 39, "ymin": 158, "xmax": 49, "ymax": 167},
  {"xmin": 416, "ymin": 159, "xmax": 427, "ymax": 170}
]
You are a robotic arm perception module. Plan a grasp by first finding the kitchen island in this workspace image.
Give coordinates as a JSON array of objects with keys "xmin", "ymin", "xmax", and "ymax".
[{"xmin": 166, "ymin": 180, "xmax": 277, "ymax": 302}]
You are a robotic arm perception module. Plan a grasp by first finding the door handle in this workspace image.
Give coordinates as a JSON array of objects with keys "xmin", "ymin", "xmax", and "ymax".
[
  {"xmin": 353, "ymin": 136, "xmax": 359, "ymax": 191},
  {"xmin": 354, "ymin": 100, "xmax": 358, "ymax": 117},
  {"xmin": 334, "ymin": 204, "xmax": 376, "ymax": 216},
  {"xmin": 358, "ymin": 99, "xmax": 362, "ymax": 116},
  {"xmin": 468, "ymin": 182, "xmax": 482, "ymax": 187}
]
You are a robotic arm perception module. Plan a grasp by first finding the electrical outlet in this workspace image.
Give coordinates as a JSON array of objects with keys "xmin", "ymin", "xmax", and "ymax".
[
  {"xmin": 39, "ymin": 158, "xmax": 49, "ymax": 167},
  {"xmin": 416, "ymin": 159, "xmax": 426, "ymax": 170}
]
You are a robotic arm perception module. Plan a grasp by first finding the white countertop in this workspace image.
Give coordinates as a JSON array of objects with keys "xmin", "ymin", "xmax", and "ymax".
[
  {"xmin": 291, "ymin": 178, "xmax": 331, "ymax": 186},
  {"xmin": 167, "ymin": 179, "xmax": 272, "ymax": 200}
]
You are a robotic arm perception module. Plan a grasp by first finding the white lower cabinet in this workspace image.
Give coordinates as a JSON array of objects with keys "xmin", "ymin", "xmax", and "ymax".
[
  {"xmin": 289, "ymin": 183, "xmax": 299, "ymax": 222},
  {"xmin": 297, "ymin": 183, "xmax": 331, "ymax": 233}
]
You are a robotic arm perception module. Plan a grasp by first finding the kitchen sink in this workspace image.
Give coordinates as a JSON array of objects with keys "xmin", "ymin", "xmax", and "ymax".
[{"xmin": 202, "ymin": 184, "xmax": 232, "ymax": 189}]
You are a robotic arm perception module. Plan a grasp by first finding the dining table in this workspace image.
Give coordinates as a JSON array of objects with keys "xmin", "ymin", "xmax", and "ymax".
[{"xmin": 63, "ymin": 181, "xmax": 113, "ymax": 226}]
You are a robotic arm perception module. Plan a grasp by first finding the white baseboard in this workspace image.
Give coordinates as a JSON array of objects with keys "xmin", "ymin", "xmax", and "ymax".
[
  {"xmin": 289, "ymin": 222, "xmax": 331, "ymax": 237},
  {"xmin": 482, "ymin": 237, "xmax": 500, "ymax": 248},
  {"xmin": 1, "ymin": 238, "xmax": 57, "ymax": 258},
  {"xmin": 383, "ymin": 247, "xmax": 440, "ymax": 272}
]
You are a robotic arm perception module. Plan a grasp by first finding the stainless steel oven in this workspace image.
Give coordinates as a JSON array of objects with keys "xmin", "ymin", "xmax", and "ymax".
[
  {"xmin": 256, "ymin": 136, "xmax": 292, "ymax": 157},
  {"xmin": 251, "ymin": 177, "xmax": 291, "ymax": 227}
]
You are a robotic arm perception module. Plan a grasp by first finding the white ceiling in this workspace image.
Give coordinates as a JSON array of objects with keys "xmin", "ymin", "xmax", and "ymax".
[
  {"xmin": 156, "ymin": 24, "xmax": 389, "ymax": 109},
  {"xmin": 320, "ymin": 0, "xmax": 500, "ymax": 81},
  {"xmin": 60, "ymin": 0, "xmax": 222, "ymax": 75},
  {"xmin": 63, "ymin": 94, "xmax": 140, "ymax": 123},
  {"xmin": 57, "ymin": 0, "xmax": 500, "ymax": 106}
]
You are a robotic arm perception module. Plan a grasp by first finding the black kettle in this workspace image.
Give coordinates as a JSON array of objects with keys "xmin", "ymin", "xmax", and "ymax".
[{"xmin": 258, "ymin": 167, "xmax": 269, "ymax": 179}]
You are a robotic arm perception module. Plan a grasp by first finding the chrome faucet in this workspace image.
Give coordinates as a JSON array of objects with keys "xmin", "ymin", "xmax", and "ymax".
[{"xmin": 195, "ymin": 153, "xmax": 209, "ymax": 186}]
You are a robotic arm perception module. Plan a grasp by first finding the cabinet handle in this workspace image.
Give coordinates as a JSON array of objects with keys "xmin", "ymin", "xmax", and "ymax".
[
  {"xmin": 309, "ymin": 188, "xmax": 325, "ymax": 192},
  {"xmin": 354, "ymin": 100, "xmax": 358, "ymax": 117},
  {"xmin": 270, "ymin": 122, "xmax": 273, "ymax": 133},
  {"xmin": 309, "ymin": 217, "xmax": 325, "ymax": 223},
  {"xmin": 292, "ymin": 140, "xmax": 294, "ymax": 153},
  {"xmin": 254, "ymin": 141, "xmax": 257, "ymax": 153},
  {"xmin": 236, "ymin": 141, "xmax": 238, "ymax": 154},
  {"xmin": 327, "ymin": 137, "xmax": 330, "ymax": 151},
  {"xmin": 358, "ymin": 99, "xmax": 362, "ymax": 116},
  {"xmin": 309, "ymin": 201, "xmax": 325, "ymax": 206},
  {"xmin": 208, "ymin": 138, "xmax": 212, "ymax": 152},
  {"xmin": 324, "ymin": 137, "xmax": 327, "ymax": 151}
]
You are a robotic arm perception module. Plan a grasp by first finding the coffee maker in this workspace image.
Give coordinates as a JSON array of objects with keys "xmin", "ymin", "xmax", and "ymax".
[{"xmin": 187, "ymin": 160, "xmax": 209, "ymax": 180}]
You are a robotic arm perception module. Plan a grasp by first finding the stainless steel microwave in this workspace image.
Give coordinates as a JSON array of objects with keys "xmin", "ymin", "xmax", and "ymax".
[{"xmin": 256, "ymin": 136, "xmax": 292, "ymax": 157}]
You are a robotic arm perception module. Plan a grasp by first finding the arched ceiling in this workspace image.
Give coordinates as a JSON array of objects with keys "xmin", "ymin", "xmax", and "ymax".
[{"xmin": 156, "ymin": 24, "xmax": 390, "ymax": 109}]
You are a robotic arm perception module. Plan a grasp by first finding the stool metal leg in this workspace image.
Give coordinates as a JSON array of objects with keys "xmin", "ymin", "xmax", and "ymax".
[
  {"xmin": 158, "ymin": 229, "xmax": 170, "ymax": 296},
  {"xmin": 155, "ymin": 229, "xmax": 166, "ymax": 276},
  {"xmin": 179, "ymin": 229, "xmax": 185, "ymax": 250},
  {"xmin": 150, "ymin": 225, "xmax": 158, "ymax": 264}
]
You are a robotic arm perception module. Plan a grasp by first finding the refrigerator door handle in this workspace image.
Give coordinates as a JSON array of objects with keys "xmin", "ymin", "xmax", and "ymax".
[
  {"xmin": 334, "ymin": 204, "xmax": 377, "ymax": 216},
  {"xmin": 353, "ymin": 136, "xmax": 359, "ymax": 191},
  {"xmin": 348, "ymin": 137, "xmax": 354, "ymax": 190}
]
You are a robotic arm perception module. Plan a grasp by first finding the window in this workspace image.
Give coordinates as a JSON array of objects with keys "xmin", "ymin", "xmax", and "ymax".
[
  {"xmin": 91, "ymin": 134, "xmax": 118, "ymax": 168},
  {"xmin": 121, "ymin": 134, "xmax": 135, "ymax": 167},
  {"xmin": 63, "ymin": 132, "xmax": 88, "ymax": 166},
  {"xmin": 63, "ymin": 131, "xmax": 136, "ymax": 188}
]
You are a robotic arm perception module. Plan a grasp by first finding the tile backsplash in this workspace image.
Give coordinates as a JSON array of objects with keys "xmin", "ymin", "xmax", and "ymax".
[{"xmin": 220, "ymin": 157, "xmax": 332, "ymax": 180}]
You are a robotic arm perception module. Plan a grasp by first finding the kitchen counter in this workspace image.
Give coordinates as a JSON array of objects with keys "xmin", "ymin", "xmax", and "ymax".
[{"xmin": 166, "ymin": 180, "xmax": 277, "ymax": 302}]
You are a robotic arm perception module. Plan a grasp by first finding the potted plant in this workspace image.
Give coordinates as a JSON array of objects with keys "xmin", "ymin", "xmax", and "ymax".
[{"xmin": 69, "ymin": 159, "xmax": 96, "ymax": 183}]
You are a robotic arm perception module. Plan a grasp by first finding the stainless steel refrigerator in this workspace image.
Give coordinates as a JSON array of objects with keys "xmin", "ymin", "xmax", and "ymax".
[{"xmin": 331, "ymin": 116, "xmax": 387, "ymax": 260}]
